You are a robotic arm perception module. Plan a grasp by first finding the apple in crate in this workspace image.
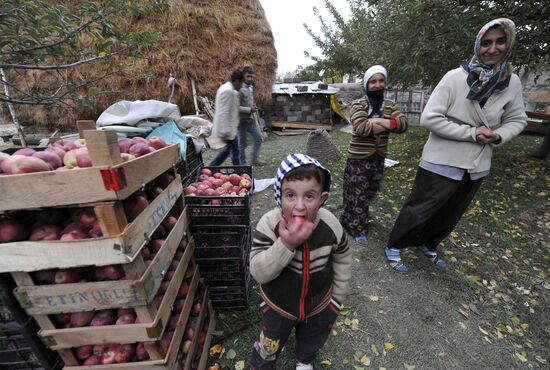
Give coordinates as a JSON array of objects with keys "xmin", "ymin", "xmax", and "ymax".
[{"xmin": 148, "ymin": 136, "xmax": 167, "ymax": 150}]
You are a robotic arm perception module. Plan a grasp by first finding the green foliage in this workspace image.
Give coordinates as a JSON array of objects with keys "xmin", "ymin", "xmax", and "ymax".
[
  {"xmin": 304, "ymin": 0, "xmax": 550, "ymax": 87},
  {"xmin": 0, "ymin": 0, "xmax": 164, "ymax": 106}
]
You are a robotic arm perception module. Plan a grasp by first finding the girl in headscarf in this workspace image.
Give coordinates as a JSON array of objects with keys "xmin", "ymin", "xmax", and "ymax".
[
  {"xmin": 385, "ymin": 18, "xmax": 527, "ymax": 273},
  {"xmin": 340, "ymin": 65, "xmax": 408, "ymax": 245}
]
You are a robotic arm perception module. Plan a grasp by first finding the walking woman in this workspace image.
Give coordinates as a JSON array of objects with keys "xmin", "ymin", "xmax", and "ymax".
[
  {"xmin": 385, "ymin": 18, "xmax": 527, "ymax": 273},
  {"xmin": 340, "ymin": 65, "xmax": 408, "ymax": 245}
]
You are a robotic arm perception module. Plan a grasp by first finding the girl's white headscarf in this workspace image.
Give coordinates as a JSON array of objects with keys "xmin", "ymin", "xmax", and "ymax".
[{"xmin": 363, "ymin": 65, "xmax": 387, "ymax": 91}]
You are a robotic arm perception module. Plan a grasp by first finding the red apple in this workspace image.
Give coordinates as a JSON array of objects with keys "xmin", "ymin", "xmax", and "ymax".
[
  {"xmin": 136, "ymin": 343, "xmax": 149, "ymax": 361},
  {"xmin": 184, "ymin": 185, "xmax": 197, "ymax": 195},
  {"xmin": 118, "ymin": 138, "xmax": 135, "ymax": 153},
  {"xmin": 177, "ymin": 281, "xmax": 189, "ymax": 298},
  {"xmin": 83, "ymin": 355, "xmax": 101, "ymax": 365},
  {"xmin": 114, "ymin": 343, "xmax": 136, "ymax": 363},
  {"xmin": 103, "ymin": 265, "xmax": 125, "ymax": 280},
  {"xmin": 45, "ymin": 146, "xmax": 66, "ymax": 160},
  {"xmin": 200, "ymin": 168, "xmax": 212, "ymax": 176},
  {"xmin": 13, "ymin": 148, "xmax": 36, "ymax": 156},
  {"xmin": 29, "ymin": 224, "xmax": 61, "ymax": 241},
  {"xmin": 239, "ymin": 178, "xmax": 252, "ymax": 189},
  {"xmin": 228, "ymin": 173, "xmax": 242, "ymax": 186},
  {"xmin": 32, "ymin": 151, "xmax": 62, "ymax": 169},
  {"xmin": 148, "ymin": 136, "xmax": 167, "ymax": 150},
  {"xmin": 55, "ymin": 268, "xmax": 83, "ymax": 284},
  {"xmin": 129, "ymin": 143, "xmax": 154, "ymax": 157},
  {"xmin": 32, "ymin": 269, "xmax": 58, "ymax": 284},
  {"xmin": 132, "ymin": 137, "xmax": 148, "ymax": 144},
  {"xmin": 75, "ymin": 345, "xmax": 93, "ymax": 360}
]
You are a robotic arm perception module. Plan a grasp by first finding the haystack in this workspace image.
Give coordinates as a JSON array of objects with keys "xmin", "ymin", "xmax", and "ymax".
[{"xmin": 8, "ymin": 0, "xmax": 277, "ymax": 131}]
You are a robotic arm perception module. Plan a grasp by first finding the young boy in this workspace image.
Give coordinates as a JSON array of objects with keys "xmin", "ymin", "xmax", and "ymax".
[{"xmin": 249, "ymin": 153, "xmax": 352, "ymax": 370}]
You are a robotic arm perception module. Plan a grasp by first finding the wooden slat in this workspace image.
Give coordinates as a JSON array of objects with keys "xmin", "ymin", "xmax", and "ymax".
[
  {"xmin": 271, "ymin": 121, "xmax": 332, "ymax": 130},
  {"xmin": 0, "ymin": 178, "xmax": 183, "ymax": 273},
  {"xmin": 76, "ymin": 121, "xmax": 97, "ymax": 139},
  {"xmin": 197, "ymin": 301, "xmax": 217, "ymax": 370},
  {"xmin": 183, "ymin": 286, "xmax": 209, "ymax": 370},
  {"xmin": 84, "ymin": 130, "xmax": 122, "ymax": 167},
  {"xmin": 94, "ymin": 201, "xmax": 128, "ymax": 236},
  {"xmin": 0, "ymin": 144, "xmax": 180, "ymax": 212}
]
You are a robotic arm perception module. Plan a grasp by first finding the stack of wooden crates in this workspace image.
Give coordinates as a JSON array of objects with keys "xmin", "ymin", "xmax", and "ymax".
[{"xmin": 0, "ymin": 126, "xmax": 215, "ymax": 369}]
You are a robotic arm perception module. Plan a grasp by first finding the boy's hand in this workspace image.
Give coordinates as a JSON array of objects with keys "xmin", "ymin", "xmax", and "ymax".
[{"xmin": 279, "ymin": 216, "xmax": 314, "ymax": 251}]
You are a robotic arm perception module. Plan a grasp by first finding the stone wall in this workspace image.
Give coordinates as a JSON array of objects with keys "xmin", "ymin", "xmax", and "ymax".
[{"xmin": 270, "ymin": 94, "xmax": 332, "ymax": 123}]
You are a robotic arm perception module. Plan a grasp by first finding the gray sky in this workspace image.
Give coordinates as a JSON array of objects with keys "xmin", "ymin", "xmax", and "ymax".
[{"xmin": 258, "ymin": 0, "xmax": 350, "ymax": 75}]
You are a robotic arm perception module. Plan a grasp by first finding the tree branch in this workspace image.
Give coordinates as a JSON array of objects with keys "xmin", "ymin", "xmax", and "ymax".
[
  {"xmin": 0, "ymin": 48, "xmax": 129, "ymax": 70},
  {"xmin": 2, "ymin": 9, "xmax": 116, "ymax": 56}
]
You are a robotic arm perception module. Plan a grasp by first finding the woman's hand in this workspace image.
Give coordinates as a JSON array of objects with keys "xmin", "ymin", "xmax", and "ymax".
[
  {"xmin": 278, "ymin": 216, "xmax": 314, "ymax": 251},
  {"xmin": 370, "ymin": 118, "xmax": 391, "ymax": 129},
  {"xmin": 475, "ymin": 126, "xmax": 501, "ymax": 144}
]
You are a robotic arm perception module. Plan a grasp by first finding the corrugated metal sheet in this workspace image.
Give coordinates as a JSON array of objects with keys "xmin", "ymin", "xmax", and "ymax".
[
  {"xmin": 272, "ymin": 82, "xmax": 339, "ymax": 95},
  {"xmin": 528, "ymin": 90, "xmax": 550, "ymax": 103}
]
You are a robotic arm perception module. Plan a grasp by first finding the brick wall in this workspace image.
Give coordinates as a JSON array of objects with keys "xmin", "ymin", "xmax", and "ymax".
[{"xmin": 269, "ymin": 94, "xmax": 332, "ymax": 123}]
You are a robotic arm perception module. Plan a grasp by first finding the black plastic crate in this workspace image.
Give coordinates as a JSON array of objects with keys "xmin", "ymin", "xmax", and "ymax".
[
  {"xmin": 209, "ymin": 275, "xmax": 251, "ymax": 311},
  {"xmin": 195, "ymin": 230, "xmax": 251, "ymax": 286},
  {"xmin": 184, "ymin": 137, "xmax": 204, "ymax": 178},
  {"xmin": 184, "ymin": 165, "xmax": 254, "ymax": 226},
  {"xmin": 191, "ymin": 225, "xmax": 250, "ymax": 259},
  {"xmin": 0, "ymin": 275, "xmax": 62, "ymax": 370}
]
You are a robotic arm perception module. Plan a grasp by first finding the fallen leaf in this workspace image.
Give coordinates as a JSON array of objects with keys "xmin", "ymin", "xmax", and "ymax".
[
  {"xmin": 340, "ymin": 307, "xmax": 350, "ymax": 316},
  {"xmin": 515, "ymin": 352, "xmax": 527, "ymax": 362},
  {"xmin": 343, "ymin": 358, "xmax": 350, "ymax": 365},
  {"xmin": 369, "ymin": 295, "xmax": 379, "ymax": 302},
  {"xmin": 321, "ymin": 358, "xmax": 332, "ymax": 365},
  {"xmin": 360, "ymin": 355, "xmax": 370, "ymax": 366},
  {"xmin": 404, "ymin": 364, "xmax": 415, "ymax": 370},
  {"xmin": 384, "ymin": 342, "xmax": 395, "ymax": 350},
  {"xmin": 226, "ymin": 349, "xmax": 236, "ymax": 360},
  {"xmin": 371, "ymin": 344, "xmax": 379, "ymax": 356},
  {"xmin": 234, "ymin": 360, "xmax": 245, "ymax": 370}
]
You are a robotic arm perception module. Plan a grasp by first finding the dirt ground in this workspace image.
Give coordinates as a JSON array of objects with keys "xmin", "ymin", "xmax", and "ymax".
[{"xmin": 201, "ymin": 125, "xmax": 549, "ymax": 370}]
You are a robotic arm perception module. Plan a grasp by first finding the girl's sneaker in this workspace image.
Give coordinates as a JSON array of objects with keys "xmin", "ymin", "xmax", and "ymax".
[
  {"xmin": 384, "ymin": 247, "xmax": 409, "ymax": 274},
  {"xmin": 355, "ymin": 234, "xmax": 368, "ymax": 246},
  {"xmin": 419, "ymin": 246, "xmax": 447, "ymax": 269},
  {"xmin": 296, "ymin": 361, "xmax": 314, "ymax": 370}
]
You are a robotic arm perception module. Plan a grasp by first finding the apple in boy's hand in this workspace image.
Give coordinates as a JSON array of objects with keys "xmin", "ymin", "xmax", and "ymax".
[{"xmin": 279, "ymin": 215, "xmax": 314, "ymax": 250}]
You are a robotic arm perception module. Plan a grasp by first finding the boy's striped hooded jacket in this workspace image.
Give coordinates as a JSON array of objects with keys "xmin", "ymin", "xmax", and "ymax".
[{"xmin": 250, "ymin": 153, "xmax": 352, "ymax": 321}]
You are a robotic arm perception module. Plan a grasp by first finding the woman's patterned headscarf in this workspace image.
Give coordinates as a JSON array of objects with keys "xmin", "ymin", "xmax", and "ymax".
[{"xmin": 464, "ymin": 18, "xmax": 516, "ymax": 104}]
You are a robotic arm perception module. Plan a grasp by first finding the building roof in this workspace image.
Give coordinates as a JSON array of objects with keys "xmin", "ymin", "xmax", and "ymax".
[
  {"xmin": 272, "ymin": 81, "xmax": 339, "ymax": 95},
  {"xmin": 528, "ymin": 90, "xmax": 550, "ymax": 103}
]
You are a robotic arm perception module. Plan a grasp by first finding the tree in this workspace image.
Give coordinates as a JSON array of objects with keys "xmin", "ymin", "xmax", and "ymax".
[
  {"xmin": 0, "ymin": 0, "xmax": 163, "ymax": 108},
  {"xmin": 304, "ymin": 0, "xmax": 550, "ymax": 88}
]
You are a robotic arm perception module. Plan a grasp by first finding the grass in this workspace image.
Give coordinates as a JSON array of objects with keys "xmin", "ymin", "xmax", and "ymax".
[{"xmin": 201, "ymin": 126, "xmax": 549, "ymax": 369}]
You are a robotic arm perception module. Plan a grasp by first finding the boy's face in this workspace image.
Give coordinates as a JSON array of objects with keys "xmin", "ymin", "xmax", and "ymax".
[{"xmin": 280, "ymin": 177, "xmax": 328, "ymax": 223}]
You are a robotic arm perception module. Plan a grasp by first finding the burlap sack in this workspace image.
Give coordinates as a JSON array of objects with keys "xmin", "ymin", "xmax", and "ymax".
[{"xmin": 306, "ymin": 128, "xmax": 340, "ymax": 165}]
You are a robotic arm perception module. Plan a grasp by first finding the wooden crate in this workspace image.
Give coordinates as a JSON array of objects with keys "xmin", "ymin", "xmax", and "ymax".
[
  {"xmin": 62, "ymin": 283, "xmax": 208, "ymax": 370},
  {"xmin": 40, "ymin": 258, "xmax": 200, "ymax": 350},
  {"xmin": 12, "ymin": 210, "xmax": 190, "ymax": 315},
  {"xmin": 0, "ymin": 176, "xmax": 183, "ymax": 273},
  {"xmin": 181, "ymin": 292, "xmax": 210, "ymax": 370},
  {"xmin": 0, "ymin": 130, "xmax": 180, "ymax": 212}
]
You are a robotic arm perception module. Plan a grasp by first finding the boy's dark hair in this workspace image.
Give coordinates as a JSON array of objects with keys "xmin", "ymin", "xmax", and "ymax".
[
  {"xmin": 283, "ymin": 164, "xmax": 326, "ymax": 189},
  {"xmin": 243, "ymin": 65, "xmax": 255, "ymax": 74},
  {"xmin": 230, "ymin": 69, "xmax": 245, "ymax": 82}
]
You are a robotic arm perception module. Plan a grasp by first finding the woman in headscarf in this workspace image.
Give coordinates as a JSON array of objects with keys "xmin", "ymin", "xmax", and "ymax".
[
  {"xmin": 340, "ymin": 65, "xmax": 408, "ymax": 245},
  {"xmin": 384, "ymin": 18, "xmax": 527, "ymax": 273}
]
